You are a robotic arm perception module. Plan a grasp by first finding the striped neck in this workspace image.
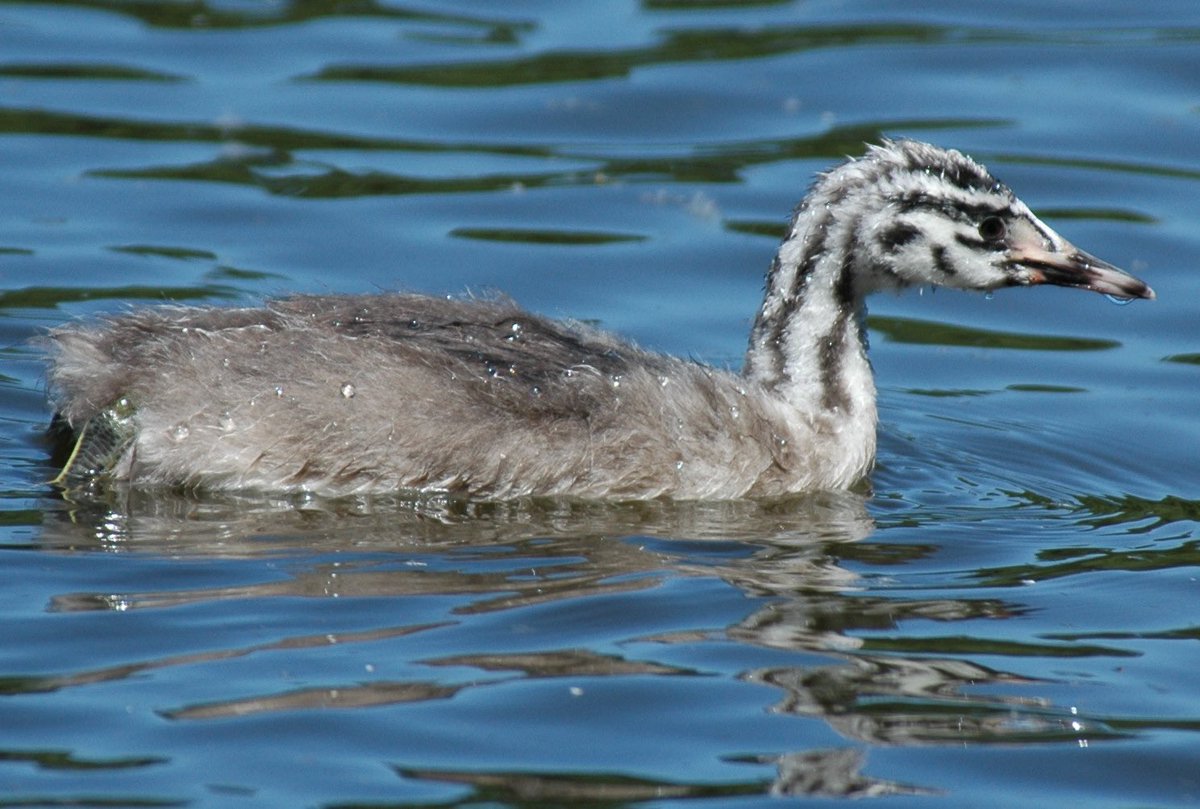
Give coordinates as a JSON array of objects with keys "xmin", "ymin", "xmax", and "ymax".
[{"xmin": 743, "ymin": 185, "xmax": 876, "ymax": 426}]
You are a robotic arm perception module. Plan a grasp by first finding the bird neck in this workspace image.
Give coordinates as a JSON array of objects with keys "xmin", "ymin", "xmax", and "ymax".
[{"xmin": 742, "ymin": 195, "xmax": 877, "ymax": 430}]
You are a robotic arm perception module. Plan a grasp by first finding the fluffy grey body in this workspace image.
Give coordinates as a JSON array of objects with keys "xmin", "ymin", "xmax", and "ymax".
[
  {"xmin": 49, "ymin": 295, "xmax": 834, "ymax": 498},
  {"xmin": 45, "ymin": 140, "xmax": 1154, "ymax": 499}
]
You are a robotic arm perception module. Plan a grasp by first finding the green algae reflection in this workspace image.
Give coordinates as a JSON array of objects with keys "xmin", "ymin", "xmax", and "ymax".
[{"xmin": 869, "ymin": 316, "xmax": 1121, "ymax": 352}]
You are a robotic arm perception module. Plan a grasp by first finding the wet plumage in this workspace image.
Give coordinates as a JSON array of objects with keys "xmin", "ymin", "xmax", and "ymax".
[{"xmin": 45, "ymin": 140, "xmax": 1154, "ymax": 499}]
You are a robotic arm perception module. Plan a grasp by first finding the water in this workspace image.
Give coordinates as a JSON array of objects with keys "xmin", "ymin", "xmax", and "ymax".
[{"xmin": 2, "ymin": 1, "xmax": 1199, "ymax": 806}]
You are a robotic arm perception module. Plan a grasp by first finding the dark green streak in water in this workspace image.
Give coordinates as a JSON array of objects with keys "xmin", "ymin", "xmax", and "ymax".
[
  {"xmin": 450, "ymin": 228, "xmax": 646, "ymax": 246},
  {"xmin": 994, "ymin": 151, "xmax": 1200, "ymax": 184},
  {"xmin": 0, "ymin": 0, "xmax": 529, "ymax": 33},
  {"xmin": 392, "ymin": 765, "xmax": 767, "ymax": 804},
  {"xmin": 1048, "ymin": 627, "xmax": 1200, "ymax": 644},
  {"xmin": 0, "ymin": 285, "xmax": 238, "ymax": 310},
  {"xmin": 1005, "ymin": 383, "xmax": 1086, "ymax": 393},
  {"xmin": 263, "ymin": 169, "xmax": 558, "ymax": 198},
  {"xmin": 0, "ymin": 63, "xmax": 183, "ymax": 81},
  {"xmin": 0, "ymin": 107, "xmax": 550, "ymax": 158},
  {"xmin": 101, "ymin": 248, "xmax": 288, "ymax": 286},
  {"xmin": 310, "ymin": 24, "xmax": 942, "ymax": 87},
  {"xmin": 870, "ymin": 316, "xmax": 1120, "ymax": 352},
  {"xmin": 724, "ymin": 220, "xmax": 788, "ymax": 239},
  {"xmin": 0, "ymin": 509, "xmax": 42, "ymax": 527},
  {"xmin": 1036, "ymin": 207, "xmax": 1159, "ymax": 224},
  {"xmin": 974, "ymin": 538, "xmax": 1200, "ymax": 587},
  {"xmin": 109, "ymin": 245, "xmax": 218, "ymax": 261},
  {"xmin": 207, "ymin": 266, "xmax": 289, "ymax": 282},
  {"xmin": 0, "ymin": 749, "xmax": 166, "ymax": 771},
  {"xmin": 1077, "ymin": 493, "xmax": 1200, "ymax": 531},
  {"xmin": 906, "ymin": 388, "xmax": 992, "ymax": 398}
]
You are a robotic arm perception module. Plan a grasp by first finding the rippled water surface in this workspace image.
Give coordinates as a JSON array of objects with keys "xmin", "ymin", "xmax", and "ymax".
[{"xmin": 3, "ymin": 1, "xmax": 1199, "ymax": 806}]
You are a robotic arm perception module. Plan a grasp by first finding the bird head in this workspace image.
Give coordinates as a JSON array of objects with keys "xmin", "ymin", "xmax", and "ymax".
[{"xmin": 835, "ymin": 140, "xmax": 1154, "ymax": 301}]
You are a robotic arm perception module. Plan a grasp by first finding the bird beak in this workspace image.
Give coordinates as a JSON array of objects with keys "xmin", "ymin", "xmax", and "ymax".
[{"xmin": 1007, "ymin": 227, "xmax": 1155, "ymax": 301}]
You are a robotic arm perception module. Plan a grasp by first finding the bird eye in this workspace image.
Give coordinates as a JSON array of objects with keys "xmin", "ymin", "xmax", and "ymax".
[{"xmin": 978, "ymin": 216, "xmax": 1007, "ymax": 243}]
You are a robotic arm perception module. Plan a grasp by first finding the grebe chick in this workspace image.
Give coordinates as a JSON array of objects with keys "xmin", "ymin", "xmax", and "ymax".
[{"xmin": 46, "ymin": 140, "xmax": 1153, "ymax": 499}]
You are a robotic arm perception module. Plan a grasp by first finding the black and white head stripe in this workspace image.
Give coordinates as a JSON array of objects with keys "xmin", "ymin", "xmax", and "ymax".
[
  {"xmin": 854, "ymin": 140, "xmax": 1059, "ymax": 263},
  {"xmin": 869, "ymin": 139, "xmax": 1018, "ymax": 220},
  {"xmin": 869, "ymin": 139, "xmax": 1002, "ymax": 193}
]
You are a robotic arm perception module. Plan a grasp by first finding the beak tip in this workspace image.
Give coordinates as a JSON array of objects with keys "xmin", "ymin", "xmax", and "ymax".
[
  {"xmin": 1014, "ymin": 248, "xmax": 1155, "ymax": 303},
  {"xmin": 1117, "ymin": 278, "xmax": 1155, "ymax": 302}
]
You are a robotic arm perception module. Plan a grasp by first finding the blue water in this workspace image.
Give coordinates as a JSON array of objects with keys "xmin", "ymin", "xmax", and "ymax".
[{"xmin": 3, "ymin": 1, "xmax": 1200, "ymax": 806}]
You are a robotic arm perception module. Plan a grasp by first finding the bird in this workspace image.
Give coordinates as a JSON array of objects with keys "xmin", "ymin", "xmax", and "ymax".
[{"xmin": 44, "ymin": 139, "xmax": 1154, "ymax": 500}]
